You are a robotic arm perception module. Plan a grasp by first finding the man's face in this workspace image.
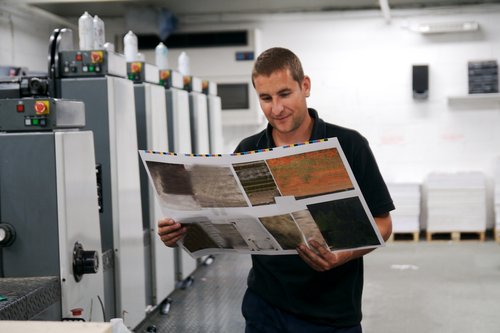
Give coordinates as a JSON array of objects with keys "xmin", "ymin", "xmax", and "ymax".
[{"xmin": 253, "ymin": 68, "xmax": 311, "ymax": 136}]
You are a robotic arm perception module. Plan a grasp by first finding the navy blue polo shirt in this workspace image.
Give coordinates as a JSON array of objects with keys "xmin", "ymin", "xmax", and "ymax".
[{"xmin": 234, "ymin": 108, "xmax": 394, "ymax": 327}]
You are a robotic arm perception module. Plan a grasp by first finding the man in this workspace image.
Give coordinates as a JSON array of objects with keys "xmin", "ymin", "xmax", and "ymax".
[{"xmin": 158, "ymin": 47, "xmax": 394, "ymax": 333}]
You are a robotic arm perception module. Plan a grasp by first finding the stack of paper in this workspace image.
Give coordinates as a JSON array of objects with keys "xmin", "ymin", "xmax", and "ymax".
[
  {"xmin": 387, "ymin": 183, "xmax": 421, "ymax": 233},
  {"xmin": 425, "ymin": 172, "xmax": 486, "ymax": 232}
]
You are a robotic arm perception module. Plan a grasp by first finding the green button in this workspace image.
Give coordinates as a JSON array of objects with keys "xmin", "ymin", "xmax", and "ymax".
[
  {"xmin": 32, "ymin": 119, "xmax": 39, "ymax": 125},
  {"xmin": 89, "ymin": 65, "xmax": 95, "ymax": 72}
]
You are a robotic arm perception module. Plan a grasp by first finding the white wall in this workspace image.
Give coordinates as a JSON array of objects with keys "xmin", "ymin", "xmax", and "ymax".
[
  {"xmin": 0, "ymin": 5, "xmax": 66, "ymax": 72},
  {"xmin": 159, "ymin": 5, "xmax": 500, "ymax": 228},
  {"xmin": 264, "ymin": 8, "xmax": 500, "ymax": 187},
  {"xmin": 3, "ymin": 4, "xmax": 499, "ymax": 227}
]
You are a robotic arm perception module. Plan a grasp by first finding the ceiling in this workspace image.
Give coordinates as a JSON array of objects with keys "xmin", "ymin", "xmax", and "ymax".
[{"xmin": 4, "ymin": 0, "xmax": 500, "ymax": 19}]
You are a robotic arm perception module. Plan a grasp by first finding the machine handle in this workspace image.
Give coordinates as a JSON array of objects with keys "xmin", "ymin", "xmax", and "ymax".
[{"xmin": 72, "ymin": 242, "xmax": 99, "ymax": 282}]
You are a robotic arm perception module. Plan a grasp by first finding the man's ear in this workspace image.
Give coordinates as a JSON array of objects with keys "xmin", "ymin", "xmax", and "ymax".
[{"xmin": 302, "ymin": 75, "xmax": 311, "ymax": 97}]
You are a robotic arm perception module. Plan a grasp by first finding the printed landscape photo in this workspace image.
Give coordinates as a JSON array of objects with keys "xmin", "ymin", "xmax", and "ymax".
[
  {"xmin": 307, "ymin": 197, "xmax": 381, "ymax": 250},
  {"xmin": 146, "ymin": 161, "xmax": 248, "ymax": 210},
  {"xmin": 259, "ymin": 214, "xmax": 304, "ymax": 250},
  {"xmin": 233, "ymin": 160, "xmax": 281, "ymax": 206},
  {"xmin": 266, "ymin": 148, "xmax": 354, "ymax": 199}
]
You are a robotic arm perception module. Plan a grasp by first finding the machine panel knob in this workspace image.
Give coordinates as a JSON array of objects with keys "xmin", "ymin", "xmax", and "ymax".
[
  {"xmin": 0, "ymin": 223, "xmax": 16, "ymax": 247},
  {"xmin": 72, "ymin": 242, "xmax": 99, "ymax": 282}
]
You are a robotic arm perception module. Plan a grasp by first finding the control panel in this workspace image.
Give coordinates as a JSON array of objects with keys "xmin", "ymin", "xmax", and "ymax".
[
  {"xmin": 127, "ymin": 61, "xmax": 145, "ymax": 82},
  {"xmin": 202, "ymin": 80, "xmax": 218, "ymax": 96},
  {"xmin": 159, "ymin": 69, "xmax": 184, "ymax": 89},
  {"xmin": 183, "ymin": 75, "xmax": 203, "ymax": 93},
  {"xmin": 127, "ymin": 62, "xmax": 160, "ymax": 84},
  {"xmin": 58, "ymin": 50, "xmax": 126, "ymax": 78},
  {"xmin": 0, "ymin": 98, "xmax": 85, "ymax": 132}
]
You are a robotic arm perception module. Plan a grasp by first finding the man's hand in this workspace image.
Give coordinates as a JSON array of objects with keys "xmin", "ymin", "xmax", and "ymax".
[
  {"xmin": 296, "ymin": 240, "xmax": 354, "ymax": 272},
  {"xmin": 296, "ymin": 212, "xmax": 393, "ymax": 271},
  {"xmin": 158, "ymin": 218, "xmax": 187, "ymax": 247}
]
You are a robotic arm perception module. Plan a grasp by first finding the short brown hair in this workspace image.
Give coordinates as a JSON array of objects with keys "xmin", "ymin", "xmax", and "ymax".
[{"xmin": 251, "ymin": 47, "xmax": 304, "ymax": 87}]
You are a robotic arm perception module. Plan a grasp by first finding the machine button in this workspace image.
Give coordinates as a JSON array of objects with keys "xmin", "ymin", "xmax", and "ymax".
[
  {"xmin": 71, "ymin": 66, "xmax": 78, "ymax": 73},
  {"xmin": 82, "ymin": 65, "xmax": 88, "ymax": 72},
  {"xmin": 89, "ymin": 65, "xmax": 95, "ymax": 72},
  {"xmin": 70, "ymin": 308, "xmax": 83, "ymax": 316},
  {"xmin": 34, "ymin": 101, "xmax": 50, "ymax": 115},
  {"xmin": 91, "ymin": 51, "xmax": 103, "ymax": 63},
  {"xmin": 39, "ymin": 118, "xmax": 47, "ymax": 126},
  {"xmin": 95, "ymin": 65, "xmax": 101, "ymax": 72},
  {"xmin": 131, "ymin": 62, "xmax": 142, "ymax": 73},
  {"xmin": 25, "ymin": 118, "xmax": 31, "ymax": 126},
  {"xmin": 75, "ymin": 53, "xmax": 83, "ymax": 61},
  {"xmin": 31, "ymin": 118, "xmax": 40, "ymax": 126},
  {"xmin": 16, "ymin": 104, "xmax": 24, "ymax": 112}
]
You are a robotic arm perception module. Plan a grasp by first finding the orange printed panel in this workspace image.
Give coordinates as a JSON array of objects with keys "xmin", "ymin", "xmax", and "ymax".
[{"xmin": 266, "ymin": 148, "xmax": 353, "ymax": 199}]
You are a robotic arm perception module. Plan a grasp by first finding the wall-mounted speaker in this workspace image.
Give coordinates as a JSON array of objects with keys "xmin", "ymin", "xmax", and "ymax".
[{"xmin": 412, "ymin": 65, "xmax": 429, "ymax": 99}]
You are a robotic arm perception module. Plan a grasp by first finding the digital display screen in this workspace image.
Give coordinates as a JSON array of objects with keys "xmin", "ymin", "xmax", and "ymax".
[{"xmin": 217, "ymin": 83, "xmax": 250, "ymax": 110}]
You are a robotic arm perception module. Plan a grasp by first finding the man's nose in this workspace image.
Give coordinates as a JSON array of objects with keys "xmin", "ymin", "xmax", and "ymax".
[{"xmin": 271, "ymin": 99, "xmax": 284, "ymax": 114}]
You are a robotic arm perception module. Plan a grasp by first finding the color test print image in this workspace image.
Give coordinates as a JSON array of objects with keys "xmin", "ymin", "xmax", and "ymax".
[
  {"xmin": 266, "ymin": 148, "xmax": 354, "ymax": 199},
  {"xmin": 258, "ymin": 211, "xmax": 329, "ymax": 250},
  {"xmin": 146, "ymin": 161, "xmax": 248, "ymax": 210},
  {"xmin": 259, "ymin": 214, "xmax": 304, "ymax": 250},
  {"xmin": 232, "ymin": 160, "xmax": 281, "ymax": 206},
  {"xmin": 307, "ymin": 197, "xmax": 381, "ymax": 250},
  {"xmin": 180, "ymin": 217, "xmax": 280, "ymax": 254},
  {"xmin": 181, "ymin": 217, "xmax": 249, "ymax": 253},
  {"xmin": 291, "ymin": 210, "xmax": 328, "ymax": 248}
]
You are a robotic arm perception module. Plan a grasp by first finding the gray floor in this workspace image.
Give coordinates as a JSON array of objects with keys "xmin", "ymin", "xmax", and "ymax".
[{"xmin": 135, "ymin": 241, "xmax": 500, "ymax": 333}]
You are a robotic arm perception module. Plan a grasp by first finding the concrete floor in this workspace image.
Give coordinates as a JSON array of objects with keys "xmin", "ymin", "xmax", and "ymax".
[
  {"xmin": 135, "ymin": 241, "xmax": 500, "ymax": 333},
  {"xmin": 363, "ymin": 242, "xmax": 500, "ymax": 333}
]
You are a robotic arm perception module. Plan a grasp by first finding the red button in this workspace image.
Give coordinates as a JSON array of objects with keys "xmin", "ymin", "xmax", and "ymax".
[
  {"xmin": 71, "ymin": 308, "xmax": 83, "ymax": 316},
  {"xmin": 16, "ymin": 104, "xmax": 24, "ymax": 112},
  {"xmin": 75, "ymin": 54, "xmax": 83, "ymax": 61},
  {"xmin": 131, "ymin": 62, "xmax": 142, "ymax": 73},
  {"xmin": 34, "ymin": 101, "xmax": 47, "ymax": 114},
  {"xmin": 91, "ymin": 51, "xmax": 103, "ymax": 63}
]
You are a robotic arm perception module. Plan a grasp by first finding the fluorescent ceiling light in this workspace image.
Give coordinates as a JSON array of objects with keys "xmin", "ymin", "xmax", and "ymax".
[{"xmin": 410, "ymin": 21, "xmax": 480, "ymax": 34}]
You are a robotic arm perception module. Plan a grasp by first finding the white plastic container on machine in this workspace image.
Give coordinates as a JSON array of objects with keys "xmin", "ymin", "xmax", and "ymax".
[
  {"xmin": 110, "ymin": 318, "xmax": 132, "ymax": 333},
  {"xmin": 123, "ymin": 30, "xmax": 138, "ymax": 62},
  {"xmin": 93, "ymin": 15, "xmax": 105, "ymax": 50},
  {"xmin": 177, "ymin": 51, "xmax": 190, "ymax": 76},
  {"xmin": 78, "ymin": 11, "xmax": 94, "ymax": 50},
  {"xmin": 155, "ymin": 42, "xmax": 169, "ymax": 70}
]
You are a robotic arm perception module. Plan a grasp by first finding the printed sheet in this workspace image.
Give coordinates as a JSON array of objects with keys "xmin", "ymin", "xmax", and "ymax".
[{"xmin": 139, "ymin": 138, "xmax": 384, "ymax": 258}]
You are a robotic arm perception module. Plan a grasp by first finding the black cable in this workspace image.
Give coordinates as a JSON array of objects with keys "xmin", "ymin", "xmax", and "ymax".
[{"xmin": 97, "ymin": 295, "xmax": 106, "ymax": 322}]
